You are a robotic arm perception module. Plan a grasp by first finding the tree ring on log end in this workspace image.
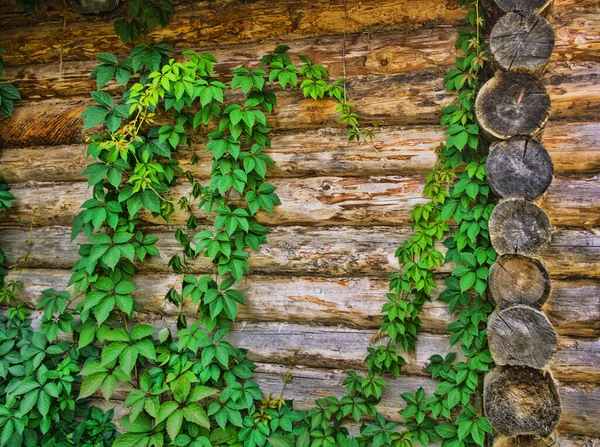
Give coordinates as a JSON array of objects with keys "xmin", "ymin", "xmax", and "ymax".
[
  {"xmin": 475, "ymin": 73, "xmax": 551, "ymax": 139},
  {"xmin": 487, "ymin": 137, "xmax": 554, "ymax": 200},
  {"xmin": 489, "ymin": 255, "xmax": 551, "ymax": 308},
  {"xmin": 493, "ymin": 434, "xmax": 559, "ymax": 447},
  {"xmin": 490, "ymin": 12, "xmax": 554, "ymax": 73},
  {"xmin": 488, "ymin": 305, "xmax": 558, "ymax": 368},
  {"xmin": 484, "ymin": 366, "xmax": 561, "ymax": 437},
  {"xmin": 494, "ymin": 0, "xmax": 551, "ymax": 12},
  {"xmin": 489, "ymin": 199, "xmax": 552, "ymax": 256}
]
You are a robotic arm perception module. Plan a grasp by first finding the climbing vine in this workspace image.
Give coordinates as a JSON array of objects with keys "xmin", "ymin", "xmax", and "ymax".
[
  {"xmin": 0, "ymin": 0, "xmax": 498, "ymax": 446},
  {"xmin": 373, "ymin": 0, "xmax": 496, "ymax": 445}
]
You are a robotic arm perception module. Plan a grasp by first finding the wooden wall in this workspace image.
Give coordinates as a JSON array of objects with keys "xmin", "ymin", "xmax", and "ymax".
[{"xmin": 0, "ymin": 0, "xmax": 599, "ymax": 443}]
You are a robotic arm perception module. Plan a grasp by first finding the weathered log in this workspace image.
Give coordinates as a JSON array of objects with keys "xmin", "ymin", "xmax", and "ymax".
[
  {"xmin": 3, "ymin": 10, "xmax": 599, "ymax": 101},
  {"xmin": 0, "ymin": 224, "xmax": 598, "ymax": 283},
  {"xmin": 493, "ymin": 434, "xmax": 559, "ymax": 447},
  {"xmin": 484, "ymin": 366, "xmax": 561, "ymax": 437},
  {"xmin": 1, "ymin": 62, "xmax": 598, "ymax": 147},
  {"xmin": 1, "ymin": 176, "xmax": 598, "ymax": 229},
  {"xmin": 487, "ymin": 137, "xmax": 554, "ymax": 200},
  {"xmin": 8, "ymin": 268, "xmax": 600, "ymax": 339},
  {"xmin": 490, "ymin": 12, "xmax": 555, "ymax": 73},
  {"xmin": 0, "ymin": 0, "xmax": 467, "ymax": 66},
  {"xmin": 87, "ymin": 363, "xmax": 600, "ymax": 437},
  {"xmin": 1, "ymin": 0, "xmax": 593, "ymax": 66},
  {"xmin": 476, "ymin": 72, "xmax": 551, "ymax": 139},
  {"xmin": 13, "ymin": 305, "xmax": 600, "ymax": 384},
  {"xmin": 489, "ymin": 255, "xmax": 551, "ymax": 308},
  {"xmin": 489, "ymin": 199, "xmax": 553, "ymax": 256},
  {"xmin": 488, "ymin": 305, "xmax": 558, "ymax": 368},
  {"xmin": 1, "ymin": 121, "xmax": 599, "ymax": 185}
]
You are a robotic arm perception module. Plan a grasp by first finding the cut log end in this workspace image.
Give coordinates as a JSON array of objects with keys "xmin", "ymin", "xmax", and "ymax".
[
  {"xmin": 489, "ymin": 199, "xmax": 552, "ymax": 256},
  {"xmin": 494, "ymin": 0, "xmax": 552, "ymax": 12},
  {"xmin": 489, "ymin": 255, "xmax": 551, "ymax": 308},
  {"xmin": 493, "ymin": 434, "xmax": 560, "ymax": 447},
  {"xmin": 487, "ymin": 137, "xmax": 554, "ymax": 200},
  {"xmin": 490, "ymin": 12, "xmax": 554, "ymax": 73},
  {"xmin": 476, "ymin": 73, "xmax": 551, "ymax": 139},
  {"xmin": 488, "ymin": 305, "xmax": 558, "ymax": 368},
  {"xmin": 484, "ymin": 366, "xmax": 562, "ymax": 437}
]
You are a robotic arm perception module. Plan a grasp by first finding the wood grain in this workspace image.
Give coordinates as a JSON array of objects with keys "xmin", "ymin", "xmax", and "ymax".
[
  {"xmin": 3, "ymin": 9, "xmax": 599, "ymax": 101},
  {"xmin": 0, "ymin": 175, "xmax": 598, "ymax": 228},
  {"xmin": 490, "ymin": 12, "xmax": 555, "ymax": 72},
  {"xmin": 484, "ymin": 366, "xmax": 561, "ymax": 437},
  {"xmin": 7, "ymin": 269, "xmax": 600, "ymax": 338},
  {"xmin": 488, "ymin": 306, "xmax": 558, "ymax": 369},
  {"xmin": 487, "ymin": 137, "xmax": 554, "ymax": 200},
  {"xmin": 1, "ymin": 121, "xmax": 599, "ymax": 185},
  {"xmin": 489, "ymin": 199, "xmax": 553, "ymax": 256},
  {"xmin": 0, "ymin": 226, "xmax": 598, "ymax": 281}
]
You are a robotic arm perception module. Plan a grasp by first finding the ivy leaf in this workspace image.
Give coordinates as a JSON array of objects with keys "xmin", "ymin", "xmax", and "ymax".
[
  {"xmin": 81, "ymin": 105, "xmax": 109, "ymax": 129},
  {"xmin": 459, "ymin": 271, "xmax": 476, "ymax": 292}
]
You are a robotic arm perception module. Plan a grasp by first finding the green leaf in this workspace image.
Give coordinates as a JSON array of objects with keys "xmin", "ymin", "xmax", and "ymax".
[
  {"xmin": 167, "ymin": 410, "xmax": 184, "ymax": 441},
  {"xmin": 81, "ymin": 105, "xmax": 109, "ymax": 129},
  {"xmin": 267, "ymin": 436, "xmax": 294, "ymax": 447},
  {"xmin": 459, "ymin": 271, "xmax": 476, "ymax": 292},
  {"xmin": 79, "ymin": 372, "xmax": 107, "ymax": 399}
]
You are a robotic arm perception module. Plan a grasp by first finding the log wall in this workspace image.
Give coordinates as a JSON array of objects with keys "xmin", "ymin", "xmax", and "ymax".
[{"xmin": 0, "ymin": 0, "xmax": 598, "ymax": 442}]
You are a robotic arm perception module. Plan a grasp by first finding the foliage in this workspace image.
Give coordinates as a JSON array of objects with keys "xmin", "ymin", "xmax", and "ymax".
[
  {"xmin": 367, "ymin": 1, "xmax": 496, "ymax": 446},
  {"xmin": 0, "ymin": 0, "xmax": 497, "ymax": 446},
  {"xmin": 114, "ymin": 0, "xmax": 175, "ymax": 45}
]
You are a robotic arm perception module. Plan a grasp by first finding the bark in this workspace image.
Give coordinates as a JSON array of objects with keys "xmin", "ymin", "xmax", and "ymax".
[
  {"xmin": 1, "ymin": 176, "xmax": 597, "ymax": 228},
  {"xmin": 488, "ymin": 305, "xmax": 558, "ymax": 368},
  {"xmin": 1, "ymin": 62, "xmax": 598, "ymax": 147},
  {"xmin": 489, "ymin": 199, "xmax": 553, "ymax": 256},
  {"xmin": 7, "ymin": 268, "xmax": 600, "ymax": 338},
  {"xmin": 487, "ymin": 137, "xmax": 554, "ymax": 200},
  {"xmin": 0, "ymin": 0, "xmax": 468, "ymax": 66},
  {"xmin": 476, "ymin": 72, "xmax": 551, "ymax": 139},
  {"xmin": 489, "ymin": 255, "xmax": 551, "ymax": 308},
  {"xmin": 0, "ymin": 225, "xmax": 598, "ymax": 281},
  {"xmin": 484, "ymin": 366, "xmax": 561, "ymax": 437},
  {"xmin": 490, "ymin": 12, "xmax": 555, "ymax": 73},
  {"xmin": 2, "ymin": 121, "xmax": 599, "ymax": 185},
  {"xmin": 3, "ymin": 9, "xmax": 599, "ymax": 101}
]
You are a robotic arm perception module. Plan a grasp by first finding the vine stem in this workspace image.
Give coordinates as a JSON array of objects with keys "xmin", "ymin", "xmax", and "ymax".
[{"xmin": 341, "ymin": 0, "xmax": 388, "ymax": 163}]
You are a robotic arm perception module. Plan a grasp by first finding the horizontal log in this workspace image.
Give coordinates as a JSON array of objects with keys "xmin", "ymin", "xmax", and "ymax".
[
  {"xmin": 8, "ymin": 268, "xmax": 600, "ymax": 338},
  {"xmin": 1, "ymin": 175, "xmax": 598, "ymax": 228},
  {"xmin": 0, "ymin": 0, "xmax": 595, "ymax": 66},
  {"xmin": 0, "ymin": 225, "xmax": 598, "ymax": 281},
  {"xmin": 3, "ymin": 9, "xmax": 599, "ymax": 100},
  {"xmin": 1, "ymin": 62, "xmax": 598, "ymax": 147},
  {"xmin": 1, "ymin": 120, "xmax": 599, "ymax": 185},
  {"xmin": 0, "ymin": 0, "xmax": 467, "ymax": 66}
]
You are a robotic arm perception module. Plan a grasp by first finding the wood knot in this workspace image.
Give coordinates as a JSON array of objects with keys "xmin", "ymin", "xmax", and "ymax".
[
  {"xmin": 321, "ymin": 182, "xmax": 331, "ymax": 191},
  {"xmin": 380, "ymin": 57, "xmax": 388, "ymax": 67}
]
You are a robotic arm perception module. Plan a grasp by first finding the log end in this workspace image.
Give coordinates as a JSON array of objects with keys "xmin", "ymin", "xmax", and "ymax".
[
  {"xmin": 484, "ymin": 366, "xmax": 561, "ymax": 437},
  {"xmin": 476, "ymin": 73, "xmax": 551, "ymax": 139},
  {"xmin": 489, "ymin": 255, "xmax": 551, "ymax": 308},
  {"xmin": 488, "ymin": 305, "xmax": 558, "ymax": 368},
  {"xmin": 487, "ymin": 137, "xmax": 554, "ymax": 200},
  {"xmin": 490, "ymin": 12, "xmax": 554, "ymax": 73},
  {"xmin": 489, "ymin": 199, "xmax": 552, "ymax": 256}
]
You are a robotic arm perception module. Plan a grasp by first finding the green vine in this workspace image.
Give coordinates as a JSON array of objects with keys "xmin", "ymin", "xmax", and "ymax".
[
  {"xmin": 373, "ymin": 1, "xmax": 496, "ymax": 445},
  {"xmin": 0, "ymin": 1, "xmax": 499, "ymax": 446}
]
